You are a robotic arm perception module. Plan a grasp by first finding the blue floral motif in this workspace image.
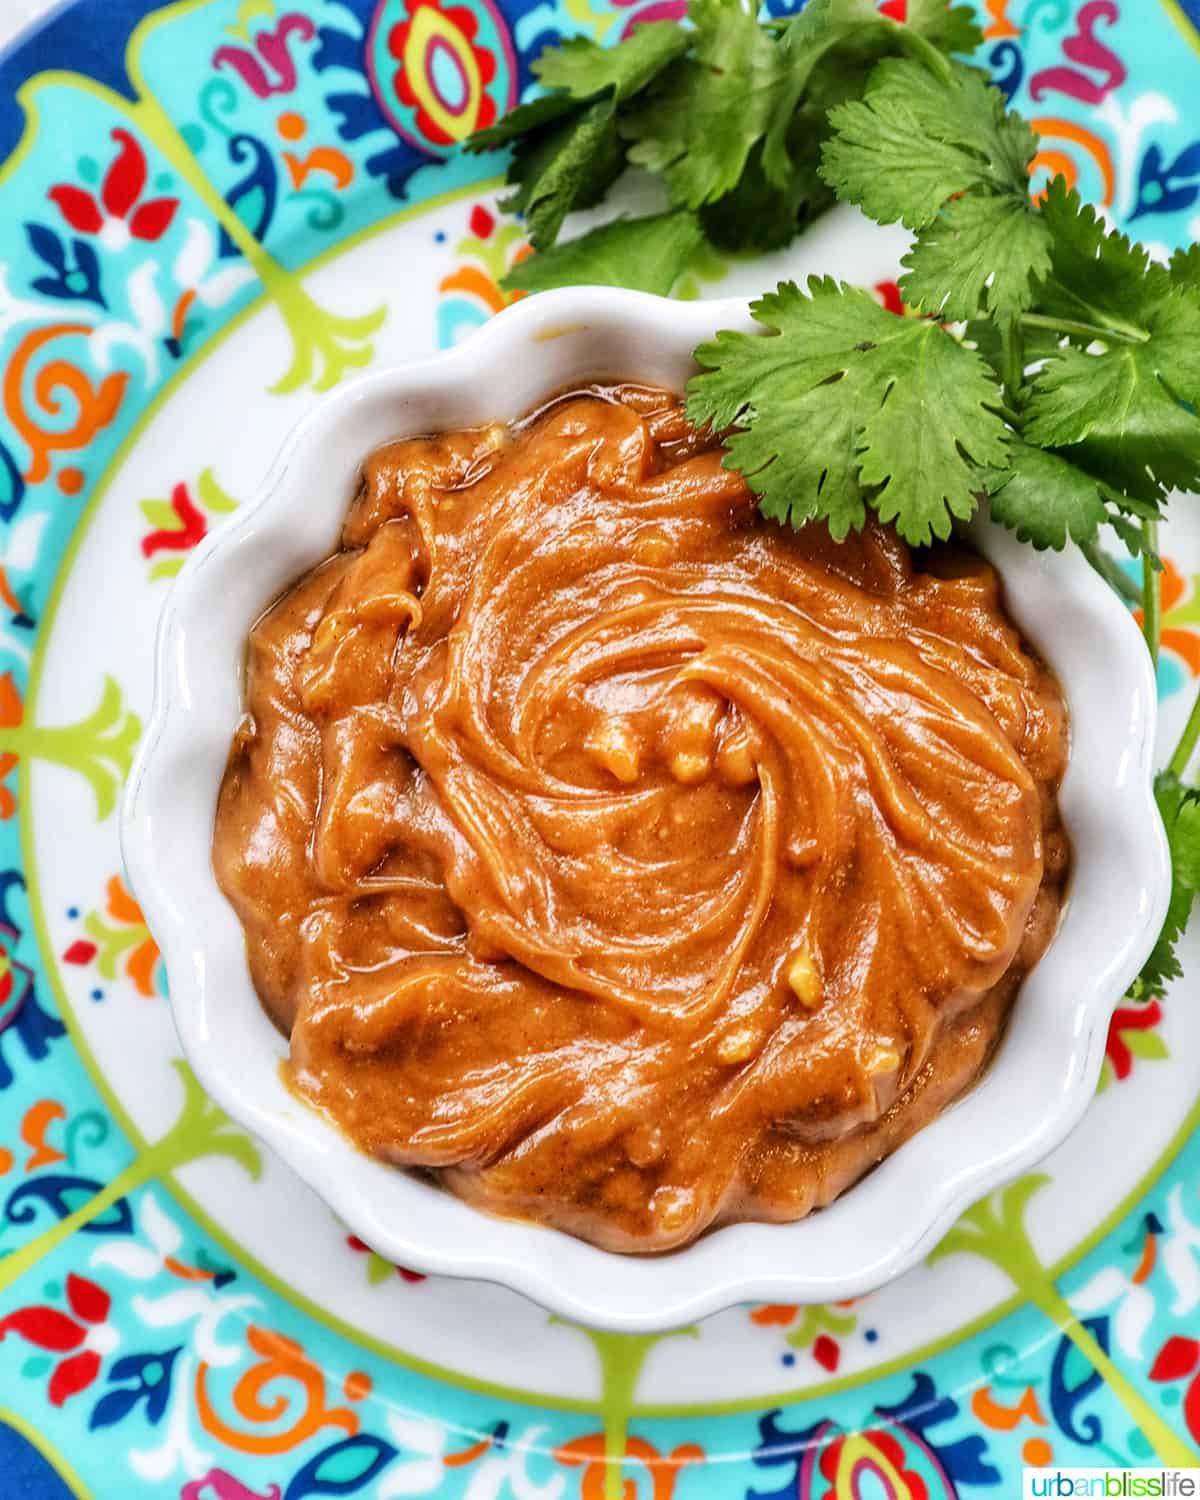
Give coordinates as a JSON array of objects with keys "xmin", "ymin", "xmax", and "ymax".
[
  {"xmin": 988, "ymin": 40, "xmax": 1025, "ymax": 102},
  {"xmin": 0, "ymin": 992, "xmax": 65, "ymax": 1091},
  {"xmin": 1132, "ymin": 141, "xmax": 1200, "ymax": 220},
  {"xmin": 90, "ymin": 1345, "xmax": 182, "ymax": 1429},
  {"xmin": 750, "ymin": 1411, "xmax": 830, "ymax": 1500},
  {"xmin": 877, "ymin": 1372, "xmax": 1001, "ymax": 1488},
  {"xmin": 1049, "ymin": 1317, "xmax": 1111, "ymax": 1450},
  {"xmin": 4, "ymin": 1174, "xmax": 133, "ymax": 1236},
  {"xmin": 0, "ymin": 439, "xmax": 23, "ymax": 526},
  {"xmin": 312, "ymin": 9, "xmax": 428, "ymax": 200},
  {"xmin": 217, "ymin": 133, "xmax": 281, "ymax": 258},
  {"xmin": 24, "ymin": 224, "xmax": 108, "ymax": 308}
]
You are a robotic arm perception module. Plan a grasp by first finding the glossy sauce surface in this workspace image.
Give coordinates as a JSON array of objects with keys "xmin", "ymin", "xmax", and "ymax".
[{"xmin": 214, "ymin": 384, "xmax": 1068, "ymax": 1252}]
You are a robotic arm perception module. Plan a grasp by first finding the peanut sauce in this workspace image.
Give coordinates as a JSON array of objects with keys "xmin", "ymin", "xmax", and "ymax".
[{"xmin": 213, "ymin": 383, "xmax": 1068, "ymax": 1252}]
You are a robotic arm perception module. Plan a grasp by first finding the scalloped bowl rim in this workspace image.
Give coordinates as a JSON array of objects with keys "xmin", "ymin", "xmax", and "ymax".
[{"xmin": 121, "ymin": 287, "xmax": 1171, "ymax": 1333}]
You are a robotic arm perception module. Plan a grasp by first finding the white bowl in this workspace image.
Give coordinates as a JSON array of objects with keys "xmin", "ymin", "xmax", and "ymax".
[{"xmin": 121, "ymin": 287, "xmax": 1171, "ymax": 1332}]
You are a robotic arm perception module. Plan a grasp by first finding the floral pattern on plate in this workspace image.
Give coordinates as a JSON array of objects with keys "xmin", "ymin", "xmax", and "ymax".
[{"xmin": 2, "ymin": 1, "xmax": 1200, "ymax": 1494}]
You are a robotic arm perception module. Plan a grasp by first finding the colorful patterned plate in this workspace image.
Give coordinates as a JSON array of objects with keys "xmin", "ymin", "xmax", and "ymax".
[{"xmin": 1, "ymin": 2, "xmax": 1200, "ymax": 1496}]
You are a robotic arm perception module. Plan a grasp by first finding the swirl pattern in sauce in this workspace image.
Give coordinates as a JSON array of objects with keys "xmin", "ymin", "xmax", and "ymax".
[{"xmin": 213, "ymin": 383, "xmax": 1068, "ymax": 1253}]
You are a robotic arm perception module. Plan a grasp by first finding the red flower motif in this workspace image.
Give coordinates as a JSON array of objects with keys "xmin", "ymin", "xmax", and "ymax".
[
  {"xmin": 0, "ymin": 672, "xmax": 22, "ymax": 822},
  {"xmin": 388, "ymin": 0, "xmax": 499, "ymax": 147},
  {"xmin": 0, "ymin": 1273, "xmax": 114, "ymax": 1407},
  {"xmin": 345, "ymin": 1234, "xmax": 426, "ymax": 1282},
  {"xmin": 49, "ymin": 129, "xmax": 179, "ymax": 251},
  {"xmin": 49, "ymin": 1350, "xmax": 102, "ymax": 1406},
  {"xmin": 142, "ymin": 482, "xmax": 208, "ymax": 560},
  {"xmin": 812, "ymin": 1334, "xmax": 840, "ymax": 1372},
  {"xmin": 1149, "ymin": 1336, "xmax": 1200, "ymax": 1442},
  {"xmin": 66, "ymin": 1273, "xmax": 111, "ymax": 1323},
  {"xmin": 818, "ymin": 1428, "xmax": 929, "ymax": 1500},
  {"xmin": 1150, "ymin": 1336, "xmax": 1200, "ymax": 1382},
  {"xmin": 1104, "ymin": 999, "xmax": 1163, "ymax": 1081}
]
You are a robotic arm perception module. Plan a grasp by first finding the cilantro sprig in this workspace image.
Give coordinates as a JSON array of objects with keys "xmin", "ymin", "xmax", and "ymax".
[
  {"xmin": 687, "ymin": 278, "xmax": 1009, "ymax": 544},
  {"xmin": 470, "ymin": 0, "xmax": 1200, "ymax": 996},
  {"xmin": 467, "ymin": 0, "xmax": 982, "ymax": 290},
  {"xmin": 1133, "ymin": 771, "xmax": 1200, "ymax": 1000}
]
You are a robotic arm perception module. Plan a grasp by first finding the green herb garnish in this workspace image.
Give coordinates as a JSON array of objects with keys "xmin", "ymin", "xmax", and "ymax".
[{"xmin": 686, "ymin": 278, "xmax": 1009, "ymax": 544}]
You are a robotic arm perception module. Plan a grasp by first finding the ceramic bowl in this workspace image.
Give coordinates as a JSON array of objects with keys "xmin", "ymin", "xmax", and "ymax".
[{"xmin": 121, "ymin": 286, "xmax": 1171, "ymax": 1332}]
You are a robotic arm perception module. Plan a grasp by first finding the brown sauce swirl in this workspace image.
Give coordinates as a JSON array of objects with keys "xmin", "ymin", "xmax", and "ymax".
[{"xmin": 213, "ymin": 383, "xmax": 1068, "ymax": 1252}]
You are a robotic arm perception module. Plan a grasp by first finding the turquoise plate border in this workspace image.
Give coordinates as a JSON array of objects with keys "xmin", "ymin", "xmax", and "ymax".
[{"xmin": 2, "ymin": 2, "xmax": 1200, "ymax": 1495}]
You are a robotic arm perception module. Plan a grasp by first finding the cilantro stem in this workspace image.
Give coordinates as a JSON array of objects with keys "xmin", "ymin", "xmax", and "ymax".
[
  {"xmin": 1000, "ymin": 317, "xmax": 1024, "ymax": 408},
  {"xmin": 1169, "ymin": 689, "xmax": 1200, "ymax": 780},
  {"xmin": 1019, "ymin": 312, "xmax": 1148, "ymax": 347},
  {"xmin": 1080, "ymin": 540, "xmax": 1140, "ymax": 605},
  {"xmin": 984, "ymin": 399, "xmax": 1022, "ymax": 427},
  {"xmin": 1142, "ymin": 519, "xmax": 1162, "ymax": 667},
  {"xmin": 893, "ymin": 26, "xmax": 954, "ymax": 85}
]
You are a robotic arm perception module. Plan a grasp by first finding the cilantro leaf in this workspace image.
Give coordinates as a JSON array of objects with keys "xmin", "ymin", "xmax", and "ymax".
[
  {"xmin": 1035, "ymin": 178, "xmax": 1175, "ymax": 332},
  {"xmin": 1103, "ymin": 495, "xmax": 1163, "ymax": 565},
  {"xmin": 502, "ymin": 211, "xmax": 704, "ymax": 296},
  {"xmin": 465, "ymin": 23, "xmax": 687, "ymax": 248},
  {"xmin": 472, "ymin": 0, "xmax": 988, "ymax": 262},
  {"xmin": 622, "ymin": 0, "xmax": 789, "ymax": 208},
  {"xmin": 1021, "ymin": 183, "xmax": 1200, "ymax": 497},
  {"xmin": 686, "ymin": 278, "xmax": 1009, "ymax": 545},
  {"xmin": 701, "ymin": 136, "xmax": 834, "ymax": 253},
  {"xmin": 1023, "ymin": 344, "xmax": 1200, "ymax": 499},
  {"xmin": 903, "ymin": 0, "xmax": 984, "ymax": 52},
  {"xmin": 532, "ymin": 23, "xmax": 690, "ymax": 103},
  {"xmin": 1130, "ymin": 772, "xmax": 1200, "ymax": 1000},
  {"xmin": 1170, "ymin": 242, "xmax": 1200, "ymax": 295},
  {"xmin": 756, "ymin": 15, "xmax": 905, "ymax": 242},
  {"xmin": 901, "ymin": 190, "xmax": 1052, "ymax": 321},
  {"xmin": 985, "ymin": 443, "xmax": 1107, "ymax": 550},
  {"xmin": 761, "ymin": 0, "xmax": 883, "ymax": 186},
  {"xmin": 822, "ymin": 57, "xmax": 1047, "ymax": 317},
  {"xmin": 821, "ymin": 58, "xmax": 1037, "ymax": 229},
  {"xmin": 496, "ymin": 100, "xmax": 624, "ymax": 251},
  {"xmin": 467, "ymin": 92, "xmax": 577, "ymax": 151},
  {"xmin": 762, "ymin": 0, "xmax": 982, "ymax": 187}
]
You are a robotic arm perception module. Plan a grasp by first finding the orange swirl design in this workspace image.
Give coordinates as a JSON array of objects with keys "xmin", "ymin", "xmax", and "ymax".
[
  {"xmin": 1030, "ymin": 117, "xmax": 1116, "ymax": 205},
  {"xmin": 195, "ymin": 1326, "xmax": 358, "ymax": 1455},
  {"xmin": 3, "ymin": 324, "xmax": 127, "ymax": 485}
]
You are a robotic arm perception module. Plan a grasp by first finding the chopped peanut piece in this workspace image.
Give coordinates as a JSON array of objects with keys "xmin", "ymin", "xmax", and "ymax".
[
  {"xmin": 716, "ymin": 716, "xmax": 758, "ymax": 786},
  {"xmin": 866, "ymin": 1044, "xmax": 901, "ymax": 1076},
  {"xmin": 668, "ymin": 749, "xmax": 711, "ymax": 784},
  {"xmin": 652, "ymin": 1185, "xmax": 694, "ymax": 1234},
  {"xmin": 626, "ymin": 1123, "xmax": 665, "ymax": 1167},
  {"xmin": 635, "ymin": 525, "xmax": 672, "ymax": 566},
  {"xmin": 584, "ymin": 717, "xmax": 641, "ymax": 785},
  {"xmin": 717, "ymin": 1026, "xmax": 759, "ymax": 1065},
  {"xmin": 787, "ymin": 947, "xmax": 821, "ymax": 1009},
  {"xmin": 660, "ymin": 684, "xmax": 723, "ymax": 784}
]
